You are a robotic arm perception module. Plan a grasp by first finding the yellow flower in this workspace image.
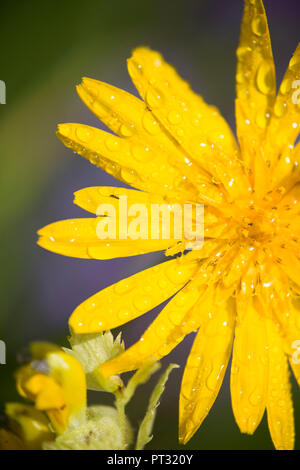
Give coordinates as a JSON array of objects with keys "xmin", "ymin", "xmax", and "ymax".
[
  {"xmin": 16, "ymin": 343, "xmax": 87, "ymax": 434},
  {"xmin": 0, "ymin": 403, "xmax": 54, "ymax": 450},
  {"xmin": 0, "ymin": 429, "xmax": 26, "ymax": 450},
  {"xmin": 38, "ymin": 0, "xmax": 300, "ymax": 449}
]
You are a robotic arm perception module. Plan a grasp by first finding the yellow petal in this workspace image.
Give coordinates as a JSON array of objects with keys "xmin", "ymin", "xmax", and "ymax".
[
  {"xmin": 266, "ymin": 319, "xmax": 294, "ymax": 450},
  {"xmin": 47, "ymin": 351, "xmax": 86, "ymax": 429},
  {"xmin": 58, "ymin": 122, "xmax": 186, "ymax": 194},
  {"xmin": 37, "ymin": 218, "xmax": 175, "ymax": 259},
  {"xmin": 26, "ymin": 375, "xmax": 65, "ymax": 410},
  {"xmin": 77, "ymin": 78, "xmax": 204, "ymax": 201},
  {"xmin": 230, "ymin": 297, "xmax": 268, "ymax": 434},
  {"xmin": 72, "ymin": 186, "xmax": 201, "ymax": 253},
  {"xmin": 5, "ymin": 403, "xmax": 53, "ymax": 450},
  {"xmin": 235, "ymin": 0, "xmax": 275, "ymax": 162},
  {"xmin": 274, "ymin": 143, "xmax": 300, "ymax": 191},
  {"xmin": 0, "ymin": 429, "xmax": 25, "ymax": 450},
  {"xmin": 99, "ymin": 278, "xmax": 209, "ymax": 377},
  {"xmin": 221, "ymin": 244, "xmax": 257, "ymax": 289},
  {"xmin": 290, "ymin": 359, "xmax": 300, "ymax": 388},
  {"xmin": 179, "ymin": 299, "xmax": 235, "ymax": 444},
  {"xmin": 266, "ymin": 43, "xmax": 300, "ymax": 167},
  {"xmin": 15, "ymin": 345, "xmax": 87, "ymax": 434},
  {"xmin": 127, "ymin": 47, "xmax": 249, "ymax": 200},
  {"xmin": 17, "ymin": 372, "xmax": 69, "ymax": 435},
  {"xmin": 73, "ymin": 186, "xmax": 165, "ymax": 214},
  {"xmin": 77, "ymin": 78, "xmax": 149, "ymax": 138},
  {"xmin": 272, "ymin": 297, "xmax": 300, "ymax": 387},
  {"xmin": 128, "ymin": 47, "xmax": 237, "ymax": 157},
  {"xmin": 278, "ymin": 247, "xmax": 300, "ymax": 289},
  {"xmin": 69, "ymin": 255, "xmax": 199, "ymax": 333}
]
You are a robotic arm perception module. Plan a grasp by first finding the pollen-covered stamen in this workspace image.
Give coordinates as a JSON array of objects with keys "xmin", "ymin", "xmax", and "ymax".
[
  {"xmin": 237, "ymin": 208, "xmax": 280, "ymax": 243},
  {"xmin": 228, "ymin": 184, "xmax": 298, "ymax": 249}
]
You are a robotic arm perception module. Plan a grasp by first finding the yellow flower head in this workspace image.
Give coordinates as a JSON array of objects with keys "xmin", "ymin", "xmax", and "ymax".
[
  {"xmin": 38, "ymin": 0, "xmax": 300, "ymax": 449},
  {"xmin": 0, "ymin": 403, "xmax": 54, "ymax": 450},
  {"xmin": 15, "ymin": 343, "xmax": 86, "ymax": 434}
]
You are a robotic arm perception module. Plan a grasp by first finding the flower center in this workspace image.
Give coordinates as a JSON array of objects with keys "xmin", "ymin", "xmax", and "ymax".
[{"xmin": 239, "ymin": 210, "xmax": 278, "ymax": 243}]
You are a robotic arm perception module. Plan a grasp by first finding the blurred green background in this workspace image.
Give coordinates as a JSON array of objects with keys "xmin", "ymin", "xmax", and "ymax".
[{"xmin": 0, "ymin": 0, "xmax": 300, "ymax": 450}]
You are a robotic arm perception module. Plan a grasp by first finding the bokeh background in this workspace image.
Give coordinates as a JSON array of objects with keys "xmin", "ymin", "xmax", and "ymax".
[{"xmin": 1, "ymin": 0, "xmax": 300, "ymax": 450}]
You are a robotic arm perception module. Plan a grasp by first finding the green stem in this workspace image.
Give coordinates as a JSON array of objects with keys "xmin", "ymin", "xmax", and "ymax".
[{"xmin": 115, "ymin": 390, "xmax": 128, "ymax": 449}]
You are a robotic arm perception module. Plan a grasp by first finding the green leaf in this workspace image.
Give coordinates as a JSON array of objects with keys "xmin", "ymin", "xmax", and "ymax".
[
  {"xmin": 121, "ymin": 357, "xmax": 161, "ymax": 406},
  {"xmin": 63, "ymin": 330, "xmax": 124, "ymax": 392},
  {"xmin": 114, "ymin": 358, "xmax": 160, "ymax": 446},
  {"xmin": 43, "ymin": 406, "xmax": 132, "ymax": 450},
  {"xmin": 135, "ymin": 363, "xmax": 179, "ymax": 450}
]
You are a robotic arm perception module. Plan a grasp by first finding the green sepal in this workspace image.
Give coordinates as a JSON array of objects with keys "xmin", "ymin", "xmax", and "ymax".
[
  {"xmin": 64, "ymin": 329, "xmax": 124, "ymax": 392},
  {"xmin": 136, "ymin": 363, "xmax": 179, "ymax": 450}
]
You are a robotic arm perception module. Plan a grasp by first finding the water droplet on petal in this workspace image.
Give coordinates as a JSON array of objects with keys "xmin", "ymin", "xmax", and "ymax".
[
  {"xmin": 256, "ymin": 108, "xmax": 270, "ymax": 129},
  {"xmin": 251, "ymin": 15, "xmax": 267, "ymax": 36},
  {"xmin": 142, "ymin": 111, "xmax": 161, "ymax": 135},
  {"xmin": 236, "ymin": 46, "xmax": 252, "ymax": 60},
  {"xmin": 76, "ymin": 126, "xmax": 94, "ymax": 143},
  {"xmin": 119, "ymin": 123, "xmax": 134, "ymax": 137},
  {"xmin": 105, "ymin": 161, "xmax": 118, "ymax": 176},
  {"xmin": 236, "ymin": 72, "xmax": 246, "ymax": 84},
  {"xmin": 134, "ymin": 295, "xmax": 151, "ymax": 311},
  {"xmin": 256, "ymin": 60, "xmax": 274, "ymax": 95},
  {"xmin": 105, "ymin": 136, "xmax": 120, "ymax": 151},
  {"xmin": 146, "ymin": 87, "xmax": 163, "ymax": 108},
  {"xmin": 131, "ymin": 144, "xmax": 150, "ymax": 162},
  {"xmin": 274, "ymin": 100, "xmax": 287, "ymax": 117},
  {"xmin": 280, "ymin": 78, "xmax": 292, "ymax": 95},
  {"xmin": 168, "ymin": 111, "xmax": 182, "ymax": 124},
  {"xmin": 121, "ymin": 168, "xmax": 136, "ymax": 184},
  {"xmin": 289, "ymin": 53, "xmax": 300, "ymax": 71},
  {"xmin": 114, "ymin": 280, "xmax": 134, "ymax": 295}
]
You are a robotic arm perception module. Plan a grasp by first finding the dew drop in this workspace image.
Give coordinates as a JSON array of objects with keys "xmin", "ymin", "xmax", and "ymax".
[
  {"xmin": 131, "ymin": 144, "xmax": 150, "ymax": 162},
  {"xmin": 168, "ymin": 111, "xmax": 182, "ymax": 124},
  {"xmin": 289, "ymin": 53, "xmax": 300, "ymax": 71},
  {"xmin": 105, "ymin": 136, "xmax": 120, "ymax": 151},
  {"xmin": 158, "ymin": 278, "xmax": 168, "ymax": 289},
  {"xmin": 251, "ymin": 15, "xmax": 267, "ymax": 36},
  {"xmin": 206, "ymin": 369, "xmax": 217, "ymax": 392},
  {"xmin": 142, "ymin": 111, "xmax": 161, "ymax": 135},
  {"xmin": 133, "ymin": 295, "xmax": 151, "ymax": 311},
  {"xmin": 93, "ymin": 154, "xmax": 101, "ymax": 165},
  {"xmin": 121, "ymin": 168, "xmax": 136, "ymax": 184},
  {"xmin": 166, "ymin": 265, "xmax": 184, "ymax": 284},
  {"xmin": 105, "ymin": 161, "xmax": 118, "ymax": 176},
  {"xmin": 117, "ymin": 308, "xmax": 130, "ymax": 319},
  {"xmin": 236, "ymin": 72, "xmax": 246, "ymax": 84},
  {"xmin": 168, "ymin": 310, "xmax": 184, "ymax": 326},
  {"xmin": 89, "ymin": 318, "xmax": 104, "ymax": 331},
  {"xmin": 256, "ymin": 60, "xmax": 274, "ymax": 95},
  {"xmin": 119, "ymin": 123, "xmax": 134, "ymax": 137},
  {"xmin": 280, "ymin": 78, "xmax": 292, "ymax": 95},
  {"xmin": 274, "ymin": 100, "xmax": 287, "ymax": 118},
  {"xmin": 146, "ymin": 87, "xmax": 163, "ymax": 108},
  {"xmin": 114, "ymin": 281, "xmax": 134, "ymax": 295},
  {"xmin": 249, "ymin": 390, "xmax": 263, "ymax": 406},
  {"xmin": 236, "ymin": 46, "xmax": 252, "ymax": 60},
  {"xmin": 76, "ymin": 126, "xmax": 93, "ymax": 143},
  {"xmin": 256, "ymin": 108, "xmax": 270, "ymax": 129}
]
